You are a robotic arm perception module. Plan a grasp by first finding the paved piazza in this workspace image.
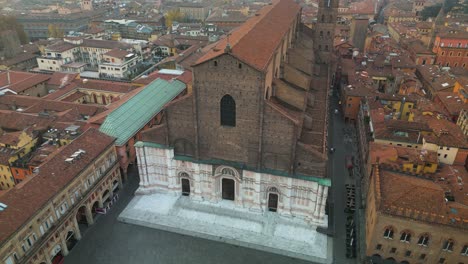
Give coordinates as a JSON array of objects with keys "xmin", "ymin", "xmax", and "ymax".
[
  {"xmin": 64, "ymin": 167, "xmax": 319, "ymax": 264},
  {"xmin": 119, "ymin": 193, "xmax": 331, "ymax": 263}
]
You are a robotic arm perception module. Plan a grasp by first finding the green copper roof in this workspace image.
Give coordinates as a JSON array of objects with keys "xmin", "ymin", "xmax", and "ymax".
[{"xmin": 99, "ymin": 79, "xmax": 186, "ymax": 146}]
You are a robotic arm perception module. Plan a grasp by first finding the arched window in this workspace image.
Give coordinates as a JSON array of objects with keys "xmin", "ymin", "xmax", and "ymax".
[
  {"xmin": 220, "ymin": 95, "xmax": 236, "ymax": 127},
  {"xmin": 383, "ymin": 227, "xmax": 394, "ymax": 239},
  {"xmin": 321, "ymin": 15, "xmax": 325, "ymax": 22},
  {"xmin": 417, "ymin": 233, "xmax": 430, "ymax": 246},
  {"xmin": 325, "ymin": 45, "xmax": 329, "ymax": 51},
  {"xmin": 320, "ymin": 31, "xmax": 323, "ymax": 38},
  {"xmin": 400, "ymin": 231, "xmax": 411, "ymax": 243},
  {"xmin": 329, "ymin": 15, "xmax": 333, "ymax": 22},
  {"xmin": 442, "ymin": 239, "xmax": 454, "ymax": 252},
  {"xmin": 214, "ymin": 60, "xmax": 218, "ymax": 66},
  {"xmin": 327, "ymin": 31, "xmax": 331, "ymax": 37}
]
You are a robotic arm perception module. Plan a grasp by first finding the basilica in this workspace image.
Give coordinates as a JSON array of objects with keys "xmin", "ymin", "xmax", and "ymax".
[{"xmin": 120, "ymin": 0, "xmax": 337, "ymax": 261}]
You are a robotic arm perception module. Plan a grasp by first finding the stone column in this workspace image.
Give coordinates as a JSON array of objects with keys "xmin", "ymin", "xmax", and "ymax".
[
  {"xmin": 319, "ymin": 186, "xmax": 329, "ymax": 220},
  {"xmin": 250, "ymin": 172, "xmax": 263, "ymax": 212},
  {"xmin": 191, "ymin": 164, "xmax": 203, "ymax": 201},
  {"xmin": 313, "ymin": 185, "xmax": 324, "ymax": 219},
  {"xmin": 72, "ymin": 216, "xmax": 82, "ymax": 240},
  {"xmin": 85, "ymin": 206, "xmax": 94, "ymax": 226},
  {"xmin": 60, "ymin": 236, "xmax": 69, "ymax": 256},
  {"xmin": 280, "ymin": 178, "xmax": 292, "ymax": 217}
]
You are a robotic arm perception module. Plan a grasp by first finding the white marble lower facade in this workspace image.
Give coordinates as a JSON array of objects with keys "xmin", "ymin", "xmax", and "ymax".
[{"xmin": 135, "ymin": 143, "xmax": 329, "ymax": 226}]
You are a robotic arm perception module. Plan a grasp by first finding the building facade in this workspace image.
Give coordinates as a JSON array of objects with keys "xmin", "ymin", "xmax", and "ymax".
[
  {"xmin": 0, "ymin": 129, "xmax": 122, "ymax": 264},
  {"xmin": 134, "ymin": 0, "xmax": 330, "ymax": 227},
  {"xmin": 366, "ymin": 165, "xmax": 468, "ymax": 264},
  {"xmin": 432, "ymin": 32, "xmax": 468, "ymax": 69}
]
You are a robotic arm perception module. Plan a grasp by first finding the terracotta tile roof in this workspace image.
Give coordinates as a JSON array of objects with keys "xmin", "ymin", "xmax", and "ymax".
[
  {"xmin": 435, "ymin": 91, "xmax": 468, "ymax": 116},
  {"xmin": 81, "ymin": 39, "xmax": 132, "ymax": 50},
  {"xmin": 104, "ymin": 48, "xmax": 131, "ymax": 59},
  {"xmin": 47, "ymin": 72, "xmax": 79, "ymax": 87},
  {"xmin": 45, "ymin": 41, "xmax": 76, "ymax": 52},
  {"xmin": 0, "ymin": 131, "xmax": 23, "ymax": 147},
  {"xmin": 134, "ymin": 70, "xmax": 193, "ymax": 85},
  {"xmin": 61, "ymin": 91, "xmax": 87, "ymax": 102},
  {"xmin": 422, "ymin": 116, "xmax": 468, "ymax": 148},
  {"xmin": 72, "ymin": 79, "xmax": 139, "ymax": 93},
  {"xmin": 380, "ymin": 169, "xmax": 447, "ymax": 215},
  {"xmin": 195, "ymin": 0, "xmax": 301, "ymax": 72},
  {"xmin": 0, "ymin": 71, "xmax": 50, "ymax": 93},
  {"xmin": 0, "ymin": 53, "xmax": 37, "ymax": 67},
  {"xmin": 0, "ymin": 129, "xmax": 115, "ymax": 245}
]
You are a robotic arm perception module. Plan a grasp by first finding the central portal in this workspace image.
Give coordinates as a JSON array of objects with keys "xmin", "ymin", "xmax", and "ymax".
[
  {"xmin": 222, "ymin": 178, "xmax": 235, "ymax": 200},
  {"xmin": 268, "ymin": 193, "xmax": 278, "ymax": 212}
]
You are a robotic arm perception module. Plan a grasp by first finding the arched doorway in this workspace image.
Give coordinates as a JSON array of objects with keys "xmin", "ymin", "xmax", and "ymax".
[
  {"xmin": 221, "ymin": 178, "xmax": 235, "ymax": 200},
  {"xmin": 268, "ymin": 193, "xmax": 279, "ymax": 212},
  {"xmin": 65, "ymin": 230, "xmax": 78, "ymax": 251},
  {"xmin": 181, "ymin": 178, "xmax": 190, "ymax": 196},
  {"xmin": 102, "ymin": 190, "xmax": 111, "ymax": 206},
  {"xmin": 384, "ymin": 257, "xmax": 396, "ymax": 264},
  {"xmin": 91, "ymin": 201, "xmax": 100, "ymax": 219},
  {"xmin": 76, "ymin": 205, "xmax": 90, "ymax": 234}
]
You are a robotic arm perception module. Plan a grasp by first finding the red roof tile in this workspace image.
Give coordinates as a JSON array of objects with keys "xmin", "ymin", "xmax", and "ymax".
[
  {"xmin": 0, "ymin": 129, "xmax": 115, "ymax": 244},
  {"xmin": 195, "ymin": 0, "xmax": 301, "ymax": 71},
  {"xmin": 0, "ymin": 71, "xmax": 50, "ymax": 93}
]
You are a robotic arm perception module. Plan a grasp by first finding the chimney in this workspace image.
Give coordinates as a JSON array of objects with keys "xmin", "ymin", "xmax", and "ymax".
[{"xmin": 7, "ymin": 71, "xmax": 11, "ymax": 85}]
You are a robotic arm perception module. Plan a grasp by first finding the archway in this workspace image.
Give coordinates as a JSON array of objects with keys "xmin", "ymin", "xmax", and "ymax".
[
  {"xmin": 76, "ymin": 205, "xmax": 90, "ymax": 234},
  {"xmin": 102, "ymin": 190, "xmax": 111, "ymax": 206},
  {"xmin": 91, "ymin": 201, "xmax": 100, "ymax": 219},
  {"xmin": 65, "ymin": 230, "xmax": 78, "ymax": 251},
  {"xmin": 383, "ymin": 257, "xmax": 396, "ymax": 264},
  {"xmin": 221, "ymin": 178, "xmax": 235, "ymax": 201}
]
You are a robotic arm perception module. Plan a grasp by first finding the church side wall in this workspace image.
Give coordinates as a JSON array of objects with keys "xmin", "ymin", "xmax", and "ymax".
[{"xmin": 261, "ymin": 103, "xmax": 296, "ymax": 172}]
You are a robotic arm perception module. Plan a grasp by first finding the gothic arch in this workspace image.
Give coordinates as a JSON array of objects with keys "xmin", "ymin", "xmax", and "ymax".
[
  {"xmin": 177, "ymin": 171, "xmax": 193, "ymax": 183},
  {"xmin": 214, "ymin": 166, "xmax": 241, "ymax": 181},
  {"xmin": 220, "ymin": 94, "xmax": 236, "ymax": 127}
]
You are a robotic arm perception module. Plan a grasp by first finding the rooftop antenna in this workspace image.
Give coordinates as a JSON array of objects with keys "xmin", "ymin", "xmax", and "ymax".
[{"xmin": 224, "ymin": 32, "xmax": 232, "ymax": 52}]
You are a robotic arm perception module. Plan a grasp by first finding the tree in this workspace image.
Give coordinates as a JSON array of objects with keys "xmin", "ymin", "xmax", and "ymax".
[
  {"xmin": 48, "ymin": 24, "xmax": 56, "ymax": 38},
  {"xmin": 0, "ymin": 15, "xmax": 28, "ymax": 44},
  {"xmin": 421, "ymin": 4, "xmax": 442, "ymax": 20},
  {"xmin": 165, "ymin": 9, "xmax": 182, "ymax": 28},
  {"xmin": 443, "ymin": 0, "xmax": 458, "ymax": 12}
]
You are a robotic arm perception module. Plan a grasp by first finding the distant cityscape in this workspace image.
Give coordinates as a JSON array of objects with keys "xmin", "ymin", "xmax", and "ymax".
[{"xmin": 0, "ymin": 0, "xmax": 467, "ymax": 263}]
